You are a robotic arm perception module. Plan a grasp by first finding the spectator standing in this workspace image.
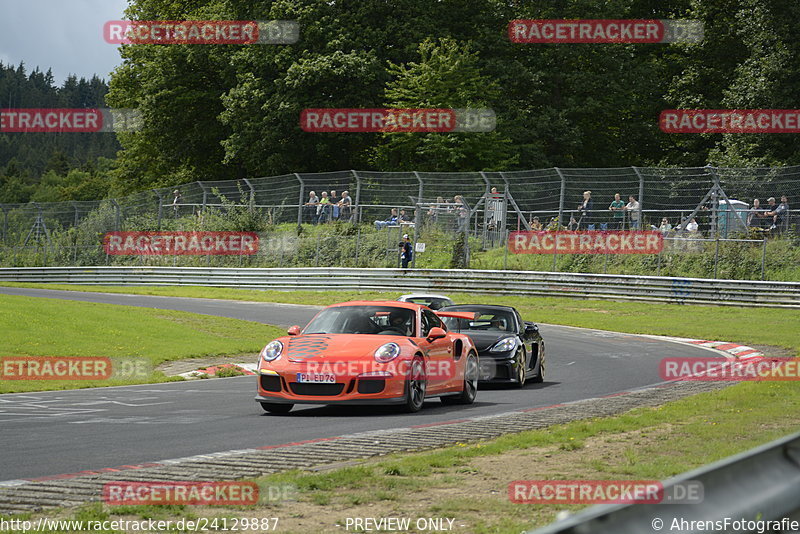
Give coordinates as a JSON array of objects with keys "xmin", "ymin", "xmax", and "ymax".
[
  {"xmin": 399, "ymin": 234, "xmax": 413, "ymax": 268},
  {"xmin": 338, "ymin": 191, "xmax": 352, "ymax": 222},
  {"xmin": 608, "ymin": 193, "xmax": 625, "ymax": 229},
  {"xmin": 329, "ymin": 190, "xmax": 340, "ymax": 220},
  {"xmin": 172, "ymin": 189, "xmax": 182, "ymax": 218},
  {"xmin": 577, "ymin": 190, "xmax": 594, "ymax": 229},
  {"xmin": 304, "ymin": 191, "xmax": 319, "ymax": 224},
  {"xmin": 454, "ymin": 195, "xmax": 469, "ymax": 232},
  {"xmin": 624, "ymin": 195, "xmax": 641, "ymax": 229},
  {"xmin": 658, "ymin": 217, "xmax": 673, "ymax": 235},
  {"xmin": 317, "ymin": 191, "xmax": 331, "ymax": 223}
]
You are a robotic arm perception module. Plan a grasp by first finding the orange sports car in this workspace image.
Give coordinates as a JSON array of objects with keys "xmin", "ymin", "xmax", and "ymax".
[{"xmin": 255, "ymin": 301, "xmax": 479, "ymax": 414}]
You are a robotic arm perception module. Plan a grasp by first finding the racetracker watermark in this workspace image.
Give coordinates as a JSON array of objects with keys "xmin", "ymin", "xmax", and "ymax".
[
  {"xmin": 103, "ymin": 231, "xmax": 259, "ymax": 255},
  {"xmin": 300, "ymin": 108, "xmax": 496, "ymax": 133},
  {"xmin": 508, "ymin": 19, "xmax": 703, "ymax": 44},
  {"xmin": 0, "ymin": 357, "xmax": 151, "ymax": 380},
  {"xmin": 104, "ymin": 20, "xmax": 299, "ymax": 45},
  {"xmin": 271, "ymin": 360, "xmax": 459, "ymax": 381},
  {"xmin": 509, "ymin": 480, "xmax": 703, "ymax": 504},
  {"xmin": 0, "ymin": 108, "xmax": 141, "ymax": 133},
  {"xmin": 660, "ymin": 357, "xmax": 800, "ymax": 381},
  {"xmin": 508, "ymin": 231, "xmax": 663, "ymax": 255},
  {"xmin": 660, "ymin": 109, "xmax": 800, "ymax": 133},
  {"xmin": 102, "ymin": 481, "xmax": 259, "ymax": 505},
  {"xmin": 1, "ymin": 357, "xmax": 112, "ymax": 380}
]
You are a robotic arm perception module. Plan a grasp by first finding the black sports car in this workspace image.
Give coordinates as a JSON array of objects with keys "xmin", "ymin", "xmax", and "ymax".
[{"xmin": 439, "ymin": 304, "xmax": 545, "ymax": 387}]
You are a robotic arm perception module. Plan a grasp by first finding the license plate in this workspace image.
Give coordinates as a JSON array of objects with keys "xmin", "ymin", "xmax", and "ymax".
[{"xmin": 296, "ymin": 372, "xmax": 336, "ymax": 384}]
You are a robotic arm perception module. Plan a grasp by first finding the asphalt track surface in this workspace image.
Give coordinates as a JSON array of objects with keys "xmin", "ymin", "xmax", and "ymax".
[{"xmin": 0, "ymin": 286, "xmax": 714, "ymax": 482}]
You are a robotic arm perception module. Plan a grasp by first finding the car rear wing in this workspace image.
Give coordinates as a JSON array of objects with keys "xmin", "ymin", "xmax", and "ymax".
[{"xmin": 434, "ymin": 311, "xmax": 478, "ymax": 321}]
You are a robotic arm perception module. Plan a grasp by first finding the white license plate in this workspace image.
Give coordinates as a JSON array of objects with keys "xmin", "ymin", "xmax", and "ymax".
[{"xmin": 296, "ymin": 372, "xmax": 336, "ymax": 384}]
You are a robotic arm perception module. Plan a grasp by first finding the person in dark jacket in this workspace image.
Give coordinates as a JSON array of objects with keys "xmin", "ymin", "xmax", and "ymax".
[{"xmin": 399, "ymin": 234, "xmax": 413, "ymax": 268}]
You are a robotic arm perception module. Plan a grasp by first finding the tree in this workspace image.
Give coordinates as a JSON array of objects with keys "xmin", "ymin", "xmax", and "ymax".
[{"xmin": 371, "ymin": 38, "xmax": 517, "ymax": 172}]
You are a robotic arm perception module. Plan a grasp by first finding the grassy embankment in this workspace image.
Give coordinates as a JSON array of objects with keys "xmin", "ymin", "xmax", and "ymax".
[{"xmin": 0, "ymin": 293, "xmax": 283, "ymax": 393}]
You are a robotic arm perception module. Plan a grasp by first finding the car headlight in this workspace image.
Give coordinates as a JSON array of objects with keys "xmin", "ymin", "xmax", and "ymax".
[
  {"xmin": 374, "ymin": 342, "xmax": 401, "ymax": 363},
  {"xmin": 489, "ymin": 337, "xmax": 518, "ymax": 353},
  {"xmin": 260, "ymin": 340, "xmax": 283, "ymax": 362}
]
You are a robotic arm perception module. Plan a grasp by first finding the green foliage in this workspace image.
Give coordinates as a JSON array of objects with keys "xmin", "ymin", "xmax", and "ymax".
[
  {"xmin": 449, "ymin": 231, "xmax": 469, "ymax": 269},
  {"xmin": 371, "ymin": 38, "xmax": 518, "ymax": 171}
]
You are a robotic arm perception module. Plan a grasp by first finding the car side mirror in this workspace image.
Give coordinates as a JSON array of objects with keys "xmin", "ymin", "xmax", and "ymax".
[
  {"xmin": 427, "ymin": 327, "xmax": 446, "ymax": 341},
  {"xmin": 287, "ymin": 325, "xmax": 301, "ymax": 336},
  {"xmin": 525, "ymin": 324, "xmax": 539, "ymax": 335}
]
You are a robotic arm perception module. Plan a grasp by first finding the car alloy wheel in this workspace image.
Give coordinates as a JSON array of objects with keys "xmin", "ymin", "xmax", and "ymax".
[
  {"xmin": 441, "ymin": 352, "xmax": 478, "ymax": 405},
  {"xmin": 404, "ymin": 357, "xmax": 427, "ymax": 412},
  {"xmin": 532, "ymin": 343, "xmax": 545, "ymax": 383},
  {"xmin": 513, "ymin": 350, "xmax": 526, "ymax": 388}
]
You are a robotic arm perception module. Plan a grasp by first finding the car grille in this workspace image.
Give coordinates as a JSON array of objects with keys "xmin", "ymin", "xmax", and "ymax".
[
  {"xmin": 260, "ymin": 374, "xmax": 282, "ymax": 392},
  {"xmin": 289, "ymin": 383, "xmax": 345, "ymax": 396},
  {"xmin": 357, "ymin": 379, "xmax": 386, "ymax": 394}
]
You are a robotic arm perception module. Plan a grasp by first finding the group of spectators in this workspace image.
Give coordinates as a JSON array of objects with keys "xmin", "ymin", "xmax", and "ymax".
[
  {"xmin": 374, "ymin": 208, "xmax": 414, "ymax": 230},
  {"xmin": 523, "ymin": 191, "xmax": 790, "ymax": 236},
  {"xmin": 746, "ymin": 196, "xmax": 790, "ymax": 232},
  {"xmin": 544, "ymin": 191, "xmax": 642, "ymax": 231},
  {"xmin": 303, "ymin": 190, "xmax": 353, "ymax": 223}
]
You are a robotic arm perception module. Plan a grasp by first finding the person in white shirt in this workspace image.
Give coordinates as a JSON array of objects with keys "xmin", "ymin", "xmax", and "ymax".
[
  {"xmin": 624, "ymin": 195, "xmax": 640, "ymax": 229},
  {"xmin": 686, "ymin": 218, "xmax": 699, "ymax": 232}
]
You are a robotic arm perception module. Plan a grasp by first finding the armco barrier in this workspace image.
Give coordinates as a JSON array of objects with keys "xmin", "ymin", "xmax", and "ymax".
[
  {"xmin": 1, "ymin": 267, "xmax": 799, "ymax": 308},
  {"xmin": 526, "ymin": 430, "xmax": 800, "ymax": 534}
]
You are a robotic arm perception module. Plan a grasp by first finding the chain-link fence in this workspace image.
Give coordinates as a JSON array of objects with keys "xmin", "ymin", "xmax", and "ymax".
[{"xmin": 1, "ymin": 166, "xmax": 797, "ymax": 280}]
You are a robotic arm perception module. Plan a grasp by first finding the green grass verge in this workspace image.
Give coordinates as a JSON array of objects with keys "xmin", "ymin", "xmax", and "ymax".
[
  {"xmin": 3, "ymin": 283, "xmax": 799, "ymax": 355},
  {"xmin": 0, "ymin": 294, "xmax": 283, "ymax": 393}
]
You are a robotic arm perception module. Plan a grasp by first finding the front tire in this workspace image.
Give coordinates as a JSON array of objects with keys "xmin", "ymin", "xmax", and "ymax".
[
  {"xmin": 403, "ymin": 357, "xmax": 427, "ymax": 412},
  {"xmin": 512, "ymin": 349, "xmax": 526, "ymax": 388},
  {"xmin": 441, "ymin": 352, "xmax": 478, "ymax": 405},
  {"xmin": 260, "ymin": 402, "xmax": 293, "ymax": 414},
  {"xmin": 531, "ymin": 343, "xmax": 545, "ymax": 383}
]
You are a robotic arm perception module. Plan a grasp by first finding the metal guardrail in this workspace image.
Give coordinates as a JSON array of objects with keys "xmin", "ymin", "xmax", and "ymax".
[
  {"xmin": 0, "ymin": 266, "xmax": 799, "ymax": 308},
  {"xmin": 526, "ymin": 430, "xmax": 800, "ymax": 534}
]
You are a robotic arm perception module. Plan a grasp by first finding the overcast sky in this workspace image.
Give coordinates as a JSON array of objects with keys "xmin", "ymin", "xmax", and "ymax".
[{"xmin": 0, "ymin": 0, "xmax": 129, "ymax": 84}]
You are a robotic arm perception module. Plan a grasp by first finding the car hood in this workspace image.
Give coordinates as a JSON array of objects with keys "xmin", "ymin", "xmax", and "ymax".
[
  {"xmin": 283, "ymin": 333, "xmax": 405, "ymax": 361},
  {"xmin": 460, "ymin": 331, "xmax": 516, "ymax": 352}
]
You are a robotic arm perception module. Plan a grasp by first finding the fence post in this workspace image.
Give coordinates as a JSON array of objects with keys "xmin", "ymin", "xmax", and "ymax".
[
  {"xmin": 242, "ymin": 178, "xmax": 255, "ymax": 213},
  {"xmin": 1, "ymin": 204, "xmax": 7, "ymax": 244},
  {"xmin": 354, "ymin": 224, "xmax": 361, "ymax": 267},
  {"xmin": 155, "ymin": 190, "xmax": 164, "ymax": 230},
  {"xmin": 294, "ymin": 173, "xmax": 305, "ymax": 227},
  {"xmin": 503, "ymin": 229, "xmax": 509, "ymax": 270},
  {"xmin": 554, "ymin": 167, "xmax": 566, "ymax": 227},
  {"xmin": 761, "ymin": 238, "xmax": 767, "ymax": 280},
  {"xmin": 111, "ymin": 200, "xmax": 121, "ymax": 231},
  {"xmin": 197, "ymin": 181, "xmax": 208, "ymax": 214},
  {"xmin": 413, "ymin": 171, "xmax": 423, "ymax": 203},
  {"xmin": 632, "ymin": 166, "xmax": 644, "ymax": 228},
  {"xmin": 352, "ymin": 170, "xmax": 362, "ymax": 223}
]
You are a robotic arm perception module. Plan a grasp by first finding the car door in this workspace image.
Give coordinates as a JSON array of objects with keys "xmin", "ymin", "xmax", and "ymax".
[
  {"xmin": 417, "ymin": 308, "xmax": 453, "ymax": 393},
  {"xmin": 514, "ymin": 310, "xmax": 530, "ymax": 370}
]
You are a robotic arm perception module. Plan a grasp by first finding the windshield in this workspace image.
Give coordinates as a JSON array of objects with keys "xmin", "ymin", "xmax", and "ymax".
[
  {"xmin": 304, "ymin": 306, "xmax": 416, "ymax": 336},
  {"xmin": 406, "ymin": 297, "xmax": 452, "ymax": 310},
  {"xmin": 442, "ymin": 309, "xmax": 515, "ymax": 333}
]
